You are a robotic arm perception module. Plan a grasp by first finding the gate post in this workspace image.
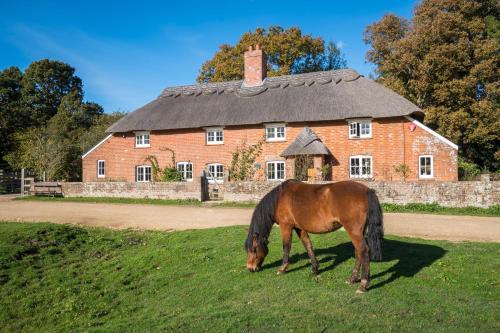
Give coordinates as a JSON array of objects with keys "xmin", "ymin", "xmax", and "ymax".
[{"xmin": 21, "ymin": 168, "xmax": 25, "ymax": 196}]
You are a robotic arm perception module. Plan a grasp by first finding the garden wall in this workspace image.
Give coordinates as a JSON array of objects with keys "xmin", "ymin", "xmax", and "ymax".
[
  {"xmin": 220, "ymin": 180, "xmax": 500, "ymax": 208},
  {"xmin": 61, "ymin": 180, "xmax": 499, "ymax": 208},
  {"xmin": 62, "ymin": 181, "xmax": 202, "ymax": 201}
]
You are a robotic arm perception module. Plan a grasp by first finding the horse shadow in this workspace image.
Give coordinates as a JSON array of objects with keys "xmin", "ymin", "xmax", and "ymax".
[{"xmin": 263, "ymin": 239, "xmax": 446, "ymax": 290}]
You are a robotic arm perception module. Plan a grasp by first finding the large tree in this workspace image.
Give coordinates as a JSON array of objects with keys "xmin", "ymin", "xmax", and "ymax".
[
  {"xmin": 0, "ymin": 67, "xmax": 26, "ymax": 167},
  {"xmin": 21, "ymin": 59, "xmax": 83, "ymax": 126},
  {"xmin": 364, "ymin": 0, "xmax": 499, "ymax": 171},
  {"xmin": 1, "ymin": 59, "xmax": 114, "ymax": 180},
  {"xmin": 197, "ymin": 26, "xmax": 346, "ymax": 83}
]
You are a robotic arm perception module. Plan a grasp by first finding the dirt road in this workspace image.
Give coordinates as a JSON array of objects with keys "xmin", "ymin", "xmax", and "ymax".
[{"xmin": 0, "ymin": 199, "xmax": 499, "ymax": 242}]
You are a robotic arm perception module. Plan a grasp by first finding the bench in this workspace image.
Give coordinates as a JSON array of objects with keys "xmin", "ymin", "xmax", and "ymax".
[{"xmin": 32, "ymin": 182, "xmax": 63, "ymax": 197}]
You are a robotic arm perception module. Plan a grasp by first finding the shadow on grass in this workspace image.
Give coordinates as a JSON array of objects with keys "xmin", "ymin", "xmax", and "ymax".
[{"xmin": 263, "ymin": 239, "xmax": 446, "ymax": 290}]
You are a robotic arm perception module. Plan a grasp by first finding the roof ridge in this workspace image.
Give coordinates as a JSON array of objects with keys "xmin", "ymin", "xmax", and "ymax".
[{"xmin": 160, "ymin": 68, "xmax": 361, "ymax": 98}]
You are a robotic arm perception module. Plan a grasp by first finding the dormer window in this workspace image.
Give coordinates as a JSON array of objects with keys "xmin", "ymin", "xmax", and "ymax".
[
  {"xmin": 348, "ymin": 119, "xmax": 372, "ymax": 139},
  {"xmin": 206, "ymin": 127, "xmax": 224, "ymax": 145},
  {"xmin": 135, "ymin": 131, "xmax": 150, "ymax": 148},
  {"xmin": 265, "ymin": 123, "xmax": 286, "ymax": 142}
]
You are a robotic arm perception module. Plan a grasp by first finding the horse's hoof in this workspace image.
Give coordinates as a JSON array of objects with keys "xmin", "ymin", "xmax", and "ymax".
[
  {"xmin": 355, "ymin": 288, "xmax": 365, "ymax": 294},
  {"xmin": 277, "ymin": 270, "xmax": 286, "ymax": 275}
]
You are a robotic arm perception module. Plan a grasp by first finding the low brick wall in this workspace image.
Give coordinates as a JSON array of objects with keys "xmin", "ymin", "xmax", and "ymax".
[
  {"xmin": 61, "ymin": 180, "xmax": 499, "ymax": 208},
  {"xmin": 221, "ymin": 180, "xmax": 500, "ymax": 208},
  {"xmin": 62, "ymin": 181, "xmax": 201, "ymax": 201}
]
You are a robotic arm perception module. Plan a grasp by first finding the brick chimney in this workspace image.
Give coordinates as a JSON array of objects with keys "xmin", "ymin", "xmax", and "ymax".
[{"xmin": 243, "ymin": 44, "xmax": 267, "ymax": 86}]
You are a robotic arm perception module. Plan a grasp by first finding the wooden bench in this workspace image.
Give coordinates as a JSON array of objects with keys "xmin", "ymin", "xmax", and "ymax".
[{"xmin": 32, "ymin": 182, "xmax": 63, "ymax": 197}]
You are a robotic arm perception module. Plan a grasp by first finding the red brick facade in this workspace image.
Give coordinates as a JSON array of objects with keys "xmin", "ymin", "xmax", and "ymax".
[{"xmin": 82, "ymin": 116, "xmax": 458, "ymax": 182}]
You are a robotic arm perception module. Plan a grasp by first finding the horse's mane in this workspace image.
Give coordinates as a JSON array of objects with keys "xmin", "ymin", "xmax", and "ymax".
[{"xmin": 245, "ymin": 179, "xmax": 297, "ymax": 252}]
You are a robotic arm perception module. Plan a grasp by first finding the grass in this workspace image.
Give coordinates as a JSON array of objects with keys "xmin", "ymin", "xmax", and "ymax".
[
  {"xmin": 0, "ymin": 222, "xmax": 499, "ymax": 332},
  {"xmin": 16, "ymin": 195, "xmax": 500, "ymax": 216}
]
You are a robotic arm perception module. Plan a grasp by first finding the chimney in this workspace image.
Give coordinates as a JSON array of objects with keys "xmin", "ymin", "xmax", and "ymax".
[{"xmin": 243, "ymin": 44, "xmax": 266, "ymax": 86}]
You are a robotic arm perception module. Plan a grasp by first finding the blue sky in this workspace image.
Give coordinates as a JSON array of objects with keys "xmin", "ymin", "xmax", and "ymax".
[{"xmin": 0, "ymin": 1, "xmax": 416, "ymax": 113}]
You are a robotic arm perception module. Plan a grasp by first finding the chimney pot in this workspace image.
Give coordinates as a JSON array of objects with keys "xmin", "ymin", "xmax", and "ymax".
[{"xmin": 243, "ymin": 45, "xmax": 266, "ymax": 86}]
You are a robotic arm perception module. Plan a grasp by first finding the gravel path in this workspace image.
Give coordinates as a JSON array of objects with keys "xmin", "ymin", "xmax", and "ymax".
[{"xmin": 1, "ymin": 199, "xmax": 499, "ymax": 242}]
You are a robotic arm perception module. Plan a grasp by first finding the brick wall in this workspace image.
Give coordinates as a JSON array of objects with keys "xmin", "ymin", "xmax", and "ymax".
[{"xmin": 82, "ymin": 116, "xmax": 458, "ymax": 183}]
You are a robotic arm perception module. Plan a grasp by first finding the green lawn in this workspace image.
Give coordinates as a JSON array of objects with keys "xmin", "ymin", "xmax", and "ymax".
[
  {"xmin": 0, "ymin": 223, "xmax": 499, "ymax": 332},
  {"xmin": 15, "ymin": 195, "xmax": 500, "ymax": 216}
]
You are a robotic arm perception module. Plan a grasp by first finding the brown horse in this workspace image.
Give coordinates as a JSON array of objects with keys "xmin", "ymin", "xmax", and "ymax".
[{"xmin": 245, "ymin": 180, "xmax": 383, "ymax": 293}]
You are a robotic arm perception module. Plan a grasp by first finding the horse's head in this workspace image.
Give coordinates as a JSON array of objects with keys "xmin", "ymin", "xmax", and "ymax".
[{"xmin": 245, "ymin": 233, "xmax": 268, "ymax": 272}]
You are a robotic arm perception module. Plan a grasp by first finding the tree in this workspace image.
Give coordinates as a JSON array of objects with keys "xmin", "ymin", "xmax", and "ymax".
[
  {"xmin": 0, "ymin": 67, "xmax": 26, "ymax": 167},
  {"xmin": 364, "ymin": 0, "xmax": 500, "ymax": 171},
  {"xmin": 197, "ymin": 26, "xmax": 347, "ymax": 83},
  {"xmin": 21, "ymin": 59, "xmax": 83, "ymax": 126}
]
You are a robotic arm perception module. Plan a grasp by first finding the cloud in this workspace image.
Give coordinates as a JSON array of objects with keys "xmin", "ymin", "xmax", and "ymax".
[{"xmin": 336, "ymin": 40, "xmax": 345, "ymax": 49}]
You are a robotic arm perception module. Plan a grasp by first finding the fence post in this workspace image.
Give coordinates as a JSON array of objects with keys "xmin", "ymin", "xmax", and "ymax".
[{"xmin": 21, "ymin": 168, "xmax": 25, "ymax": 196}]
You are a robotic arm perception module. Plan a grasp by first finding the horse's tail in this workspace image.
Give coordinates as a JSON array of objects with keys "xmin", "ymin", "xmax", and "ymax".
[
  {"xmin": 365, "ymin": 189, "xmax": 384, "ymax": 261},
  {"xmin": 245, "ymin": 180, "xmax": 294, "ymax": 252}
]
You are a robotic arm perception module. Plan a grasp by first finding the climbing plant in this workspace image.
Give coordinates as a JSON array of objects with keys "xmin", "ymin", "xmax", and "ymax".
[
  {"xmin": 145, "ymin": 148, "xmax": 182, "ymax": 182},
  {"xmin": 229, "ymin": 139, "xmax": 264, "ymax": 181}
]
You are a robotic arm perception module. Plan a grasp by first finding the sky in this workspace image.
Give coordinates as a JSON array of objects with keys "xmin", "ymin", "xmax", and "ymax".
[{"xmin": 0, "ymin": 1, "xmax": 416, "ymax": 113}]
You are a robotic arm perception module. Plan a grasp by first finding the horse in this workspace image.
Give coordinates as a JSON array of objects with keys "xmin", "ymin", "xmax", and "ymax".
[{"xmin": 245, "ymin": 179, "xmax": 383, "ymax": 293}]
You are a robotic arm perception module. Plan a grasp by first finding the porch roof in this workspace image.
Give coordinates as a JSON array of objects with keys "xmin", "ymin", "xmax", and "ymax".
[{"xmin": 281, "ymin": 127, "xmax": 331, "ymax": 157}]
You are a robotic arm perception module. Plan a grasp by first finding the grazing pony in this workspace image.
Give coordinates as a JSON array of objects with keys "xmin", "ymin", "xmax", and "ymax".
[{"xmin": 245, "ymin": 180, "xmax": 383, "ymax": 293}]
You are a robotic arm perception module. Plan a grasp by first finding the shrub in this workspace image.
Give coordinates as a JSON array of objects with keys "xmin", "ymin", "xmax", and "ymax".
[{"xmin": 458, "ymin": 157, "xmax": 481, "ymax": 180}]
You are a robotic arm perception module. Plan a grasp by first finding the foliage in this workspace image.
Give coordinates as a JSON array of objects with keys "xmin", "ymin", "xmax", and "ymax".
[
  {"xmin": 0, "ymin": 59, "xmax": 121, "ymax": 180},
  {"xmin": 197, "ymin": 26, "xmax": 347, "ymax": 83},
  {"xmin": 393, "ymin": 163, "xmax": 411, "ymax": 180},
  {"xmin": 229, "ymin": 139, "xmax": 264, "ymax": 181},
  {"xmin": 364, "ymin": 0, "xmax": 500, "ymax": 171},
  {"xmin": 317, "ymin": 163, "xmax": 331, "ymax": 181},
  {"xmin": 145, "ymin": 152, "xmax": 182, "ymax": 182},
  {"xmin": 21, "ymin": 59, "xmax": 83, "ymax": 126},
  {"xmin": 458, "ymin": 157, "xmax": 482, "ymax": 180},
  {"xmin": 294, "ymin": 155, "xmax": 313, "ymax": 181},
  {"xmin": 0, "ymin": 222, "xmax": 499, "ymax": 332}
]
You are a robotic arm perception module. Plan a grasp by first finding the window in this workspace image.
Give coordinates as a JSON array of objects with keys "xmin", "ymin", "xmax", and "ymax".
[
  {"xmin": 97, "ymin": 160, "xmax": 105, "ymax": 178},
  {"xmin": 266, "ymin": 161, "xmax": 285, "ymax": 181},
  {"xmin": 348, "ymin": 119, "xmax": 372, "ymax": 139},
  {"xmin": 206, "ymin": 127, "xmax": 224, "ymax": 145},
  {"xmin": 136, "ymin": 165, "xmax": 152, "ymax": 182},
  {"xmin": 177, "ymin": 162, "xmax": 193, "ymax": 181},
  {"xmin": 135, "ymin": 131, "xmax": 150, "ymax": 148},
  {"xmin": 265, "ymin": 123, "xmax": 286, "ymax": 142},
  {"xmin": 349, "ymin": 156, "xmax": 372, "ymax": 178},
  {"xmin": 419, "ymin": 155, "xmax": 433, "ymax": 179},
  {"xmin": 207, "ymin": 163, "xmax": 224, "ymax": 183}
]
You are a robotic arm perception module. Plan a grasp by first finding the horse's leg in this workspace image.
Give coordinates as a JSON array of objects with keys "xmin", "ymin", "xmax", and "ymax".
[
  {"xmin": 295, "ymin": 228, "xmax": 319, "ymax": 275},
  {"xmin": 346, "ymin": 230, "xmax": 370, "ymax": 293},
  {"xmin": 277, "ymin": 225, "xmax": 293, "ymax": 275}
]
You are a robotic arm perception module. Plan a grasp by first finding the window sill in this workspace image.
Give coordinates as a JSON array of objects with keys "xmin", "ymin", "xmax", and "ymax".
[
  {"xmin": 206, "ymin": 142, "xmax": 224, "ymax": 145},
  {"xmin": 135, "ymin": 145, "xmax": 151, "ymax": 148},
  {"xmin": 348, "ymin": 137, "xmax": 372, "ymax": 140},
  {"xmin": 266, "ymin": 139, "xmax": 286, "ymax": 143}
]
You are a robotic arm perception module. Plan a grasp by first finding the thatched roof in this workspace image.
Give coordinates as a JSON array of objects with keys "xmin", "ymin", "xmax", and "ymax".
[
  {"xmin": 281, "ymin": 127, "xmax": 330, "ymax": 156},
  {"xmin": 107, "ymin": 69, "xmax": 423, "ymax": 133}
]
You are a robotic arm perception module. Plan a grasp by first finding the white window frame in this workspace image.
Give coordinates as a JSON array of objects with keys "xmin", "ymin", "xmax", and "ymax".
[
  {"xmin": 266, "ymin": 161, "xmax": 286, "ymax": 181},
  {"xmin": 206, "ymin": 127, "xmax": 224, "ymax": 145},
  {"xmin": 177, "ymin": 162, "xmax": 193, "ymax": 182},
  {"xmin": 136, "ymin": 165, "xmax": 152, "ymax": 182},
  {"xmin": 135, "ymin": 131, "xmax": 150, "ymax": 148},
  {"xmin": 419, "ymin": 155, "xmax": 434, "ymax": 179},
  {"xmin": 97, "ymin": 160, "xmax": 105, "ymax": 178},
  {"xmin": 349, "ymin": 155, "xmax": 373, "ymax": 179},
  {"xmin": 265, "ymin": 123, "xmax": 286, "ymax": 142},
  {"xmin": 347, "ymin": 119, "xmax": 372, "ymax": 139},
  {"xmin": 207, "ymin": 163, "xmax": 224, "ymax": 184}
]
